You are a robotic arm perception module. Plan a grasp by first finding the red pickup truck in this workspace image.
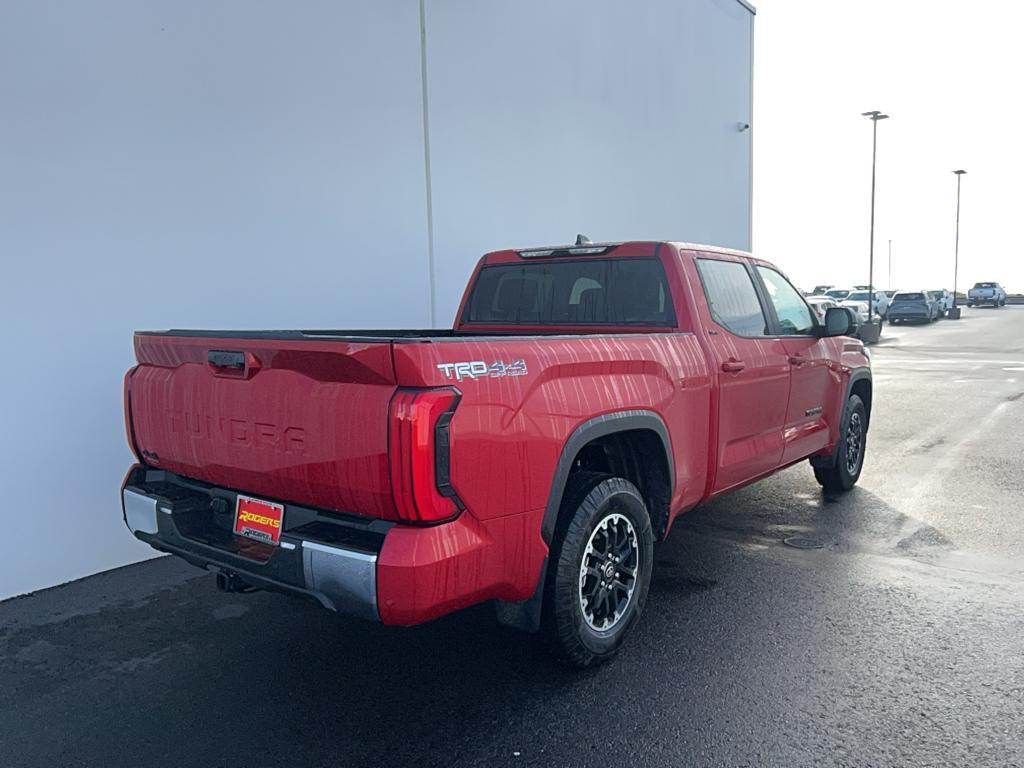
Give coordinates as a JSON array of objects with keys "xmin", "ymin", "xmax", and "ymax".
[{"xmin": 122, "ymin": 240, "xmax": 871, "ymax": 666}]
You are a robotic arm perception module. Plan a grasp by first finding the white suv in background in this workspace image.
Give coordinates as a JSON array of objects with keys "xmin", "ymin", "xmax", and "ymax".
[
  {"xmin": 929, "ymin": 289, "xmax": 954, "ymax": 315},
  {"xmin": 845, "ymin": 289, "xmax": 889, "ymax": 319}
]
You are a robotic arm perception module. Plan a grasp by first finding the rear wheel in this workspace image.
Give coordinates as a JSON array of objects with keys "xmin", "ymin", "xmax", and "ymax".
[
  {"xmin": 542, "ymin": 473, "xmax": 654, "ymax": 668},
  {"xmin": 813, "ymin": 394, "xmax": 867, "ymax": 493}
]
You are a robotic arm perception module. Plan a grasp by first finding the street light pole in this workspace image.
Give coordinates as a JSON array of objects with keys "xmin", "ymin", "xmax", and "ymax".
[
  {"xmin": 862, "ymin": 111, "xmax": 889, "ymax": 327},
  {"xmin": 952, "ymin": 170, "xmax": 967, "ymax": 317},
  {"xmin": 888, "ymin": 239, "xmax": 893, "ymax": 288}
]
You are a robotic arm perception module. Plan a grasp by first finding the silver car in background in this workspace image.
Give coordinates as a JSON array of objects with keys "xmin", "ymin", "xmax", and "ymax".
[{"xmin": 888, "ymin": 291, "xmax": 941, "ymax": 324}]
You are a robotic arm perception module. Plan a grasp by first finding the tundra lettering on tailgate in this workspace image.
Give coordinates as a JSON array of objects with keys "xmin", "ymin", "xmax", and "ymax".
[{"xmin": 168, "ymin": 410, "xmax": 307, "ymax": 453}]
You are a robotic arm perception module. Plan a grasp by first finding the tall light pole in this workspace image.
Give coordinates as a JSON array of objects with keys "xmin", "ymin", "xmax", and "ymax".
[
  {"xmin": 952, "ymin": 170, "xmax": 967, "ymax": 317},
  {"xmin": 862, "ymin": 110, "xmax": 889, "ymax": 327},
  {"xmin": 888, "ymin": 239, "xmax": 893, "ymax": 288}
]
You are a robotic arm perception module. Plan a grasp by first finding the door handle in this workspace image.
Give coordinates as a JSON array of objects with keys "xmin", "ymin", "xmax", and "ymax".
[
  {"xmin": 721, "ymin": 359, "xmax": 746, "ymax": 373},
  {"xmin": 788, "ymin": 354, "xmax": 808, "ymax": 366}
]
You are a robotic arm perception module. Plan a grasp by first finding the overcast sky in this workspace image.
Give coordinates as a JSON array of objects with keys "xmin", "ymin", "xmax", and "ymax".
[{"xmin": 752, "ymin": 0, "xmax": 1022, "ymax": 294}]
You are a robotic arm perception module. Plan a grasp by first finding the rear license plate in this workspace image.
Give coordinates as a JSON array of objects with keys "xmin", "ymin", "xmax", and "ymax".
[{"xmin": 233, "ymin": 495, "xmax": 284, "ymax": 545}]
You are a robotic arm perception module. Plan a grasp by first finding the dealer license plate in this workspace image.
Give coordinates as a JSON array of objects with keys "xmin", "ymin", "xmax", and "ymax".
[{"xmin": 233, "ymin": 494, "xmax": 284, "ymax": 545}]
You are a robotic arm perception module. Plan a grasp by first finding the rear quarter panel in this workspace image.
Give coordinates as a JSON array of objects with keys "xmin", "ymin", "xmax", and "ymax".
[{"xmin": 392, "ymin": 333, "xmax": 712, "ymax": 524}]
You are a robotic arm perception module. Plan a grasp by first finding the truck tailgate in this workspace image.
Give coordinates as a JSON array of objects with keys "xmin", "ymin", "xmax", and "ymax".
[{"xmin": 128, "ymin": 333, "xmax": 399, "ymax": 519}]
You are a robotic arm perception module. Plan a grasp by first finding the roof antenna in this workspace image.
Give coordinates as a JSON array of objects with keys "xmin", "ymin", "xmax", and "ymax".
[{"xmin": 575, "ymin": 234, "xmax": 592, "ymax": 245}]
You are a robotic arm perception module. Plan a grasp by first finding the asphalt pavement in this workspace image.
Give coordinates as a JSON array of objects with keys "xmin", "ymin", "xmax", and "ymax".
[{"xmin": 2, "ymin": 307, "xmax": 1023, "ymax": 768}]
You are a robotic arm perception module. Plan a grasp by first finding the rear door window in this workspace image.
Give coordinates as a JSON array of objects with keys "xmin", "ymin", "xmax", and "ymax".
[{"xmin": 694, "ymin": 258, "xmax": 769, "ymax": 337}]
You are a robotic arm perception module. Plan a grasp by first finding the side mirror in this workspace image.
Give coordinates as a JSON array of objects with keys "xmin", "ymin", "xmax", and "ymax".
[{"xmin": 821, "ymin": 306, "xmax": 855, "ymax": 337}]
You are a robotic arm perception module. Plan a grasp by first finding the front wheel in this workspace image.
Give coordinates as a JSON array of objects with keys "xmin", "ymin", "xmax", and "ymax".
[
  {"xmin": 543, "ymin": 473, "xmax": 654, "ymax": 668},
  {"xmin": 813, "ymin": 394, "xmax": 868, "ymax": 493}
]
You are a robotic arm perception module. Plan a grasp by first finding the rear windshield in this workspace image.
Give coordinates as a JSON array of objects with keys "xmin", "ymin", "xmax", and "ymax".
[
  {"xmin": 893, "ymin": 293, "xmax": 925, "ymax": 301},
  {"xmin": 846, "ymin": 292, "xmax": 870, "ymax": 301},
  {"xmin": 463, "ymin": 258, "xmax": 675, "ymax": 326},
  {"xmin": 825, "ymin": 289, "xmax": 849, "ymax": 299},
  {"xmin": 973, "ymin": 282, "xmax": 996, "ymax": 289}
]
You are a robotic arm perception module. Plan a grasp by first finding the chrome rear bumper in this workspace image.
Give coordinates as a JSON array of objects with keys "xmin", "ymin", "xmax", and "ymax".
[{"xmin": 121, "ymin": 468, "xmax": 384, "ymax": 621}]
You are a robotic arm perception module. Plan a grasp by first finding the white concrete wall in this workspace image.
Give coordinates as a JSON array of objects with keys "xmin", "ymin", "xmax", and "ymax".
[
  {"xmin": 0, "ymin": 0, "xmax": 752, "ymax": 599},
  {"xmin": 0, "ymin": 0, "xmax": 431, "ymax": 599},
  {"xmin": 425, "ymin": 0, "xmax": 754, "ymax": 319}
]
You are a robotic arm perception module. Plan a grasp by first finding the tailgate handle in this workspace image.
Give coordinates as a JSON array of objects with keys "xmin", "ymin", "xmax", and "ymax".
[
  {"xmin": 208, "ymin": 350, "xmax": 245, "ymax": 368},
  {"xmin": 207, "ymin": 350, "xmax": 261, "ymax": 378}
]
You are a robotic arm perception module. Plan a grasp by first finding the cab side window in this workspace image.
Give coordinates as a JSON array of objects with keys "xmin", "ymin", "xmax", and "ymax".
[
  {"xmin": 756, "ymin": 266, "xmax": 815, "ymax": 335},
  {"xmin": 695, "ymin": 258, "xmax": 769, "ymax": 337}
]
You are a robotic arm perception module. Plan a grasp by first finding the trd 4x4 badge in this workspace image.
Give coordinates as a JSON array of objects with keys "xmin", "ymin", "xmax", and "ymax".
[{"xmin": 437, "ymin": 359, "xmax": 528, "ymax": 381}]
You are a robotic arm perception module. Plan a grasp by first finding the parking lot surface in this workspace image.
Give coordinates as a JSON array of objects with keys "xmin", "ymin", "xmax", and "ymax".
[{"xmin": 2, "ymin": 308, "xmax": 1023, "ymax": 768}]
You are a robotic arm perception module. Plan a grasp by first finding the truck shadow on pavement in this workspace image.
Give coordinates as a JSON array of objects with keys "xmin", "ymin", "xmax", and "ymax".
[{"xmin": 0, "ymin": 468, "xmax": 966, "ymax": 768}]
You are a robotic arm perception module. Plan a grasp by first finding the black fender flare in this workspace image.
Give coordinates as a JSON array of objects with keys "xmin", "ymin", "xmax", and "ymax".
[
  {"xmin": 496, "ymin": 409, "xmax": 674, "ymax": 633},
  {"xmin": 811, "ymin": 367, "xmax": 872, "ymax": 469},
  {"xmin": 540, "ymin": 409, "xmax": 674, "ymax": 545},
  {"xmin": 845, "ymin": 368, "xmax": 872, "ymax": 424}
]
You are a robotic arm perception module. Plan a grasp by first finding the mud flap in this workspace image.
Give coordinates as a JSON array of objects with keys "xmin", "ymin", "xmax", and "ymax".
[{"xmin": 494, "ymin": 556, "xmax": 547, "ymax": 633}]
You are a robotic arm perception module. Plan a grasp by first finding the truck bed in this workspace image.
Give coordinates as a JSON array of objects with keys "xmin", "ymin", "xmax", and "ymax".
[
  {"xmin": 136, "ymin": 328, "xmax": 459, "ymax": 341},
  {"xmin": 137, "ymin": 328, "xmax": 651, "ymax": 341},
  {"xmin": 128, "ymin": 327, "xmax": 698, "ymax": 522}
]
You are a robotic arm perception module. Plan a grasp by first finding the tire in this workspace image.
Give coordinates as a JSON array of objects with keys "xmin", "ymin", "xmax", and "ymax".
[
  {"xmin": 813, "ymin": 394, "xmax": 868, "ymax": 493},
  {"xmin": 542, "ymin": 472, "xmax": 654, "ymax": 668}
]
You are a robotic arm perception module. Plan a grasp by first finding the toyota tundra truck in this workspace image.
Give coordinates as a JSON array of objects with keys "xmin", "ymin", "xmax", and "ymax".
[
  {"xmin": 121, "ymin": 240, "xmax": 872, "ymax": 666},
  {"xmin": 967, "ymin": 282, "xmax": 1007, "ymax": 308}
]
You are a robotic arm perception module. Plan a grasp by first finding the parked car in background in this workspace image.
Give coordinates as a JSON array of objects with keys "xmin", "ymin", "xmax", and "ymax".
[
  {"xmin": 844, "ymin": 290, "xmax": 889, "ymax": 319},
  {"xmin": 841, "ymin": 299, "xmax": 872, "ymax": 328},
  {"xmin": 807, "ymin": 296, "xmax": 840, "ymax": 321},
  {"xmin": 929, "ymin": 289, "xmax": 954, "ymax": 315},
  {"xmin": 825, "ymin": 288, "xmax": 851, "ymax": 301},
  {"xmin": 811, "ymin": 284, "xmax": 834, "ymax": 296},
  {"xmin": 967, "ymin": 282, "xmax": 1007, "ymax": 308},
  {"xmin": 119, "ymin": 239, "xmax": 872, "ymax": 667},
  {"xmin": 888, "ymin": 291, "xmax": 940, "ymax": 323}
]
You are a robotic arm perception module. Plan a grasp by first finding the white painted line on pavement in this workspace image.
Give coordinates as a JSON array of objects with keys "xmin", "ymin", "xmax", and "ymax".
[{"xmin": 875, "ymin": 358, "xmax": 1024, "ymax": 366}]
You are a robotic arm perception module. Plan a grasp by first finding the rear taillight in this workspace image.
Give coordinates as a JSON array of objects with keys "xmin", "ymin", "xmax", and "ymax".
[
  {"xmin": 388, "ymin": 387, "xmax": 463, "ymax": 523},
  {"xmin": 123, "ymin": 366, "xmax": 141, "ymax": 461}
]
